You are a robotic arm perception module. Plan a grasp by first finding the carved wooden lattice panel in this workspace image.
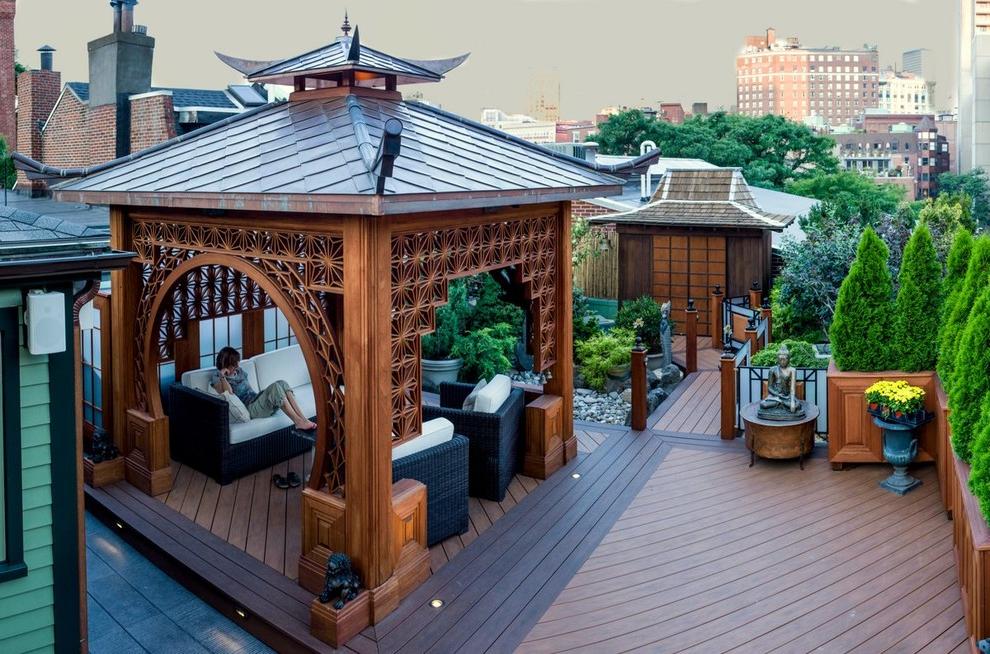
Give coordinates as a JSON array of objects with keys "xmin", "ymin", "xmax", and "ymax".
[
  {"xmin": 131, "ymin": 219, "xmax": 347, "ymax": 491},
  {"xmin": 390, "ymin": 213, "xmax": 559, "ymax": 442}
]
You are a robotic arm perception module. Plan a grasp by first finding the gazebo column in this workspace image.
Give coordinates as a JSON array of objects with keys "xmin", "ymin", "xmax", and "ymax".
[
  {"xmin": 341, "ymin": 215, "xmax": 400, "ymax": 619},
  {"xmin": 109, "ymin": 209, "xmax": 172, "ymax": 495},
  {"xmin": 544, "ymin": 203, "xmax": 576, "ymax": 461}
]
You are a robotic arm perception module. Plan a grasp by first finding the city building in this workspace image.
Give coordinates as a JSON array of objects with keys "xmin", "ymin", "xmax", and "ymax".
[
  {"xmin": 659, "ymin": 102, "xmax": 686, "ymax": 124},
  {"xmin": 958, "ymin": 0, "xmax": 990, "ymax": 171},
  {"xmin": 692, "ymin": 102, "xmax": 709, "ymax": 117},
  {"xmin": 832, "ymin": 115, "xmax": 950, "ymax": 199},
  {"xmin": 878, "ymin": 70, "xmax": 933, "ymax": 114},
  {"xmin": 555, "ymin": 119, "xmax": 597, "ymax": 143},
  {"xmin": 528, "ymin": 72, "xmax": 560, "ymax": 122},
  {"xmin": 480, "ymin": 107, "xmax": 557, "ymax": 143},
  {"xmin": 903, "ymin": 48, "xmax": 935, "ymax": 81},
  {"xmin": 736, "ymin": 27, "xmax": 880, "ymax": 127},
  {"xmin": 12, "ymin": 1, "xmax": 267, "ymax": 195}
]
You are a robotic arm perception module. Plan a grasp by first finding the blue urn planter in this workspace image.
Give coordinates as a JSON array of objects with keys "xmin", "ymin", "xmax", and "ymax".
[{"xmin": 872, "ymin": 415, "xmax": 927, "ymax": 495}]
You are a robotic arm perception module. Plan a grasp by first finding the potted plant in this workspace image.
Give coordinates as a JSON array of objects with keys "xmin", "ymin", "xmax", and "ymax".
[
  {"xmin": 421, "ymin": 280, "xmax": 471, "ymax": 391},
  {"xmin": 863, "ymin": 379, "xmax": 932, "ymax": 495},
  {"xmin": 575, "ymin": 328, "xmax": 636, "ymax": 392},
  {"xmin": 450, "ymin": 322, "xmax": 516, "ymax": 383},
  {"xmin": 615, "ymin": 296, "xmax": 664, "ymax": 370}
]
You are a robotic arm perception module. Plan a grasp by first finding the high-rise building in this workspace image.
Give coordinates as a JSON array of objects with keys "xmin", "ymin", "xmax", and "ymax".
[
  {"xmin": 958, "ymin": 1, "xmax": 990, "ymax": 170},
  {"xmin": 736, "ymin": 27, "xmax": 881, "ymax": 127},
  {"xmin": 878, "ymin": 70, "xmax": 934, "ymax": 114},
  {"xmin": 528, "ymin": 72, "xmax": 560, "ymax": 123},
  {"xmin": 902, "ymin": 49, "xmax": 935, "ymax": 81}
]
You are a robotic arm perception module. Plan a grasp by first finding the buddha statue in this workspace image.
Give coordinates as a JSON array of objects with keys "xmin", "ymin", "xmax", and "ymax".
[{"xmin": 758, "ymin": 345, "xmax": 806, "ymax": 420}]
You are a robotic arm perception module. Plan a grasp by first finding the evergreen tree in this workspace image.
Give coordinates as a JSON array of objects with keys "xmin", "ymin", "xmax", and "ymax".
[
  {"xmin": 939, "ymin": 236, "xmax": 990, "ymax": 392},
  {"xmin": 893, "ymin": 223, "xmax": 941, "ymax": 371},
  {"xmin": 829, "ymin": 227, "xmax": 895, "ymax": 371},
  {"xmin": 937, "ymin": 228, "xmax": 974, "ymax": 382},
  {"xmin": 950, "ymin": 283, "xmax": 990, "ymax": 462},
  {"xmin": 966, "ymin": 393, "xmax": 990, "ymax": 520}
]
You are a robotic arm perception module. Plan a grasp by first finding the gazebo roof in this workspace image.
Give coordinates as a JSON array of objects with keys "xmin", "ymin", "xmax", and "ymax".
[{"xmin": 591, "ymin": 169, "xmax": 796, "ymax": 230}]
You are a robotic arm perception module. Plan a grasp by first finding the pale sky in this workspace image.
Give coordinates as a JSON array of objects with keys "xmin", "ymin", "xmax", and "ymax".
[{"xmin": 13, "ymin": 0, "xmax": 957, "ymax": 119}]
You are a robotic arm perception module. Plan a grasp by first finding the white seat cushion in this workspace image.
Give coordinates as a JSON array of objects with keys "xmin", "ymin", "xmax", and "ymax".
[
  {"xmin": 473, "ymin": 374, "xmax": 512, "ymax": 413},
  {"xmin": 391, "ymin": 418, "xmax": 454, "ymax": 461},
  {"xmin": 229, "ymin": 412, "xmax": 294, "ymax": 444},
  {"xmin": 251, "ymin": 345, "xmax": 310, "ymax": 391}
]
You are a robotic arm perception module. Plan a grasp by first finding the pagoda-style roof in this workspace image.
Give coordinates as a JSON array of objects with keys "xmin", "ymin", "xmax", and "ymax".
[{"xmin": 592, "ymin": 169, "xmax": 796, "ymax": 230}]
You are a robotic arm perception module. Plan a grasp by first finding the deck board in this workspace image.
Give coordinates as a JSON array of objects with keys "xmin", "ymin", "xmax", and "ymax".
[{"xmin": 654, "ymin": 370, "xmax": 721, "ymax": 437}]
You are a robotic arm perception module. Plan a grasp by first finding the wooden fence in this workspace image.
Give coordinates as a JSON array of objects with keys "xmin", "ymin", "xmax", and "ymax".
[{"xmin": 573, "ymin": 231, "xmax": 618, "ymax": 299}]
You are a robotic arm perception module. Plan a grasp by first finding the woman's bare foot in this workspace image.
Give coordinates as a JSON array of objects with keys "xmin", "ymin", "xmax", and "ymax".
[{"xmin": 294, "ymin": 419, "xmax": 317, "ymax": 431}]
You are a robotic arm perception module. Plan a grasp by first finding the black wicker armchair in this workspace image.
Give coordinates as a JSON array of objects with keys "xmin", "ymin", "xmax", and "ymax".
[
  {"xmin": 392, "ymin": 434, "xmax": 470, "ymax": 546},
  {"xmin": 168, "ymin": 384, "xmax": 313, "ymax": 485},
  {"xmin": 423, "ymin": 382, "xmax": 525, "ymax": 502}
]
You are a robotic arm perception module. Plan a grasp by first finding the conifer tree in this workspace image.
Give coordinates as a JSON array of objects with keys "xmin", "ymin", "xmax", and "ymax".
[
  {"xmin": 941, "ymin": 227, "xmax": 974, "ymax": 327},
  {"xmin": 829, "ymin": 227, "xmax": 894, "ymax": 371},
  {"xmin": 939, "ymin": 236, "xmax": 990, "ymax": 391},
  {"xmin": 966, "ymin": 394, "xmax": 990, "ymax": 520},
  {"xmin": 951, "ymin": 283, "xmax": 990, "ymax": 462},
  {"xmin": 892, "ymin": 223, "xmax": 942, "ymax": 371}
]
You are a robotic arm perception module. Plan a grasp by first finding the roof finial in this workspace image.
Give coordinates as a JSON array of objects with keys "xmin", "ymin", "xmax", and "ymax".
[{"xmin": 341, "ymin": 11, "xmax": 351, "ymax": 37}]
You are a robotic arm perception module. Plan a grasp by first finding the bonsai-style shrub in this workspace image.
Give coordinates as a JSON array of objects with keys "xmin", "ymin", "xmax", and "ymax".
[
  {"xmin": 615, "ymin": 296, "xmax": 663, "ymax": 354},
  {"xmin": 892, "ymin": 223, "xmax": 941, "ymax": 371},
  {"xmin": 949, "ymin": 283, "xmax": 990, "ymax": 462},
  {"xmin": 422, "ymin": 279, "xmax": 471, "ymax": 360},
  {"xmin": 573, "ymin": 287, "xmax": 602, "ymax": 344},
  {"xmin": 575, "ymin": 328, "xmax": 636, "ymax": 392},
  {"xmin": 451, "ymin": 323, "xmax": 516, "ymax": 383},
  {"xmin": 939, "ymin": 236, "xmax": 990, "ymax": 391},
  {"xmin": 829, "ymin": 227, "xmax": 895, "ymax": 372},
  {"xmin": 467, "ymin": 275, "xmax": 525, "ymax": 337},
  {"xmin": 750, "ymin": 339, "xmax": 826, "ymax": 369},
  {"xmin": 966, "ymin": 394, "xmax": 990, "ymax": 520}
]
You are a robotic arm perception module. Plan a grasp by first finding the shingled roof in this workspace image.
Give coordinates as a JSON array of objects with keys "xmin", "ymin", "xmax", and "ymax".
[{"xmin": 592, "ymin": 169, "xmax": 795, "ymax": 230}]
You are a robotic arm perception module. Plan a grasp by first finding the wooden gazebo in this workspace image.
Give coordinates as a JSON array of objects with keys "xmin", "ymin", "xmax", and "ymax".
[{"xmin": 23, "ymin": 19, "xmax": 656, "ymax": 627}]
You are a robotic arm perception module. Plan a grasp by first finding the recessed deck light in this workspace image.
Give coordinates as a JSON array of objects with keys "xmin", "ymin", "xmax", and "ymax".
[
  {"xmin": 235, "ymin": 608, "xmax": 247, "ymax": 619},
  {"xmin": 114, "ymin": 521, "xmax": 124, "ymax": 530},
  {"xmin": 572, "ymin": 473, "xmax": 581, "ymax": 479},
  {"xmin": 430, "ymin": 599, "xmax": 444, "ymax": 609}
]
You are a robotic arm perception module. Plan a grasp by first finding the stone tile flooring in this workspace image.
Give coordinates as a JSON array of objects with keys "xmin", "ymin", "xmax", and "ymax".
[{"xmin": 86, "ymin": 513, "xmax": 273, "ymax": 654}]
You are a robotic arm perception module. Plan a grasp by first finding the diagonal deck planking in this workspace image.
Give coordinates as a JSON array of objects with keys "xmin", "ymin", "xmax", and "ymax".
[{"xmin": 651, "ymin": 369, "xmax": 722, "ymax": 437}]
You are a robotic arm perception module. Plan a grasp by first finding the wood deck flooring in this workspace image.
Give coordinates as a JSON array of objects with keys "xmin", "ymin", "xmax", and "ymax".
[
  {"xmin": 672, "ymin": 335, "xmax": 721, "ymax": 371},
  {"xmin": 651, "ymin": 370, "xmax": 722, "ymax": 437}
]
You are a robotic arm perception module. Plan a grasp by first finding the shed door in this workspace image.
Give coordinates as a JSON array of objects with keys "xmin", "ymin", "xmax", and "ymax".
[{"xmin": 652, "ymin": 235, "xmax": 725, "ymax": 336}]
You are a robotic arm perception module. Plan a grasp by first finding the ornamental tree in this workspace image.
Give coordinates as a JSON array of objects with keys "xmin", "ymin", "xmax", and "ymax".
[
  {"xmin": 967, "ymin": 394, "xmax": 990, "ymax": 520},
  {"xmin": 950, "ymin": 283, "xmax": 990, "ymax": 462},
  {"xmin": 938, "ymin": 236, "xmax": 990, "ymax": 392},
  {"xmin": 892, "ymin": 223, "xmax": 941, "ymax": 371},
  {"xmin": 829, "ymin": 227, "xmax": 894, "ymax": 371},
  {"xmin": 936, "ymin": 228, "xmax": 974, "ymax": 383}
]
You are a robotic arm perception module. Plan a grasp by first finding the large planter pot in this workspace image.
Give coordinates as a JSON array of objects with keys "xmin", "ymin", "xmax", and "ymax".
[
  {"xmin": 873, "ymin": 416, "xmax": 925, "ymax": 495},
  {"xmin": 646, "ymin": 353, "xmax": 663, "ymax": 372},
  {"xmin": 421, "ymin": 358, "xmax": 463, "ymax": 392},
  {"xmin": 606, "ymin": 363, "xmax": 631, "ymax": 381}
]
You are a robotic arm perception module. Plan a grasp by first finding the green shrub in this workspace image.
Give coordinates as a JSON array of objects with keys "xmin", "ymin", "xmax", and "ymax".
[
  {"xmin": 422, "ymin": 279, "xmax": 471, "ymax": 360},
  {"xmin": 829, "ymin": 227, "xmax": 895, "ymax": 371},
  {"xmin": 966, "ymin": 394, "xmax": 990, "ymax": 520},
  {"xmin": 575, "ymin": 328, "xmax": 636, "ymax": 392},
  {"xmin": 892, "ymin": 223, "xmax": 942, "ymax": 371},
  {"xmin": 949, "ymin": 283, "xmax": 990, "ymax": 462},
  {"xmin": 939, "ymin": 236, "xmax": 990, "ymax": 391},
  {"xmin": 750, "ymin": 340, "xmax": 826, "ymax": 369},
  {"xmin": 936, "ymin": 228, "xmax": 973, "ymax": 383},
  {"xmin": 615, "ymin": 296, "xmax": 664, "ymax": 354},
  {"xmin": 468, "ymin": 275, "xmax": 525, "ymax": 337},
  {"xmin": 451, "ymin": 323, "xmax": 516, "ymax": 383}
]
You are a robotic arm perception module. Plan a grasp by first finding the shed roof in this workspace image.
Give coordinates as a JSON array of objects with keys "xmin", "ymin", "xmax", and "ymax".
[
  {"xmin": 64, "ymin": 82, "xmax": 263, "ymax": 111},
  {"xmin": 592, "ymin": 169, "xmax": 795, "ymax": 230}
]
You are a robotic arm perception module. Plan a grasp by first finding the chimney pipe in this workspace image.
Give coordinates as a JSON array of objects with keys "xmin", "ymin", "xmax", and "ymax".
[
  {"xmin": 110, "ymin": 0, "xmax": 122, "ymax": 32},
  {"xmin": 120, "ymin": 0, "xmax": 137, "ymax": 33},
  {"xmin": 38, "ymin": 45, "xmax": 55, "ymax": 72}
]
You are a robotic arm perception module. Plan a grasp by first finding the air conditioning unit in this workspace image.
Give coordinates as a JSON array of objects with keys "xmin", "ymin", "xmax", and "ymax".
[{"xmin": 25, "ymin": 290, "xmax": 66, "ymax": 355}]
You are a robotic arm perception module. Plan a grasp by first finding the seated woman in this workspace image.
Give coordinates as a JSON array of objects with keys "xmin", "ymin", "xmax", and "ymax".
[{"xmin": 210, "ymin": 347, "xmax": 317, "ymax": 431}]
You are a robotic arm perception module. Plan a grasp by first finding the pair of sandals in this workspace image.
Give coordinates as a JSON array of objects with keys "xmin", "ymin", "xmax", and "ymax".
[{"xmin": 272, "ymin": 472, "xmax": 302, "ymax": 489}]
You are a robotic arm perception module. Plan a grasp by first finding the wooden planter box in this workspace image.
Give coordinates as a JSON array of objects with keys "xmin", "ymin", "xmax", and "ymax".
[
  {"xmin": 83, "ymin": 456, "xmax": 125, "ymax": 488},
  {"xmin": 309, "ymin": 590, "xmax": 371, "ymax": 648},
  {"xmin": 826, "ymin": 363, "xmax": 938, "ymax": 467}
]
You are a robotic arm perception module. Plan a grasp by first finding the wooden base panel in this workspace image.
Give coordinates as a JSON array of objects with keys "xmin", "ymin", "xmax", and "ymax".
[
  {"xmin": 124, "ymin": 455, "xmax": 172, "ymax": 496},
  {"xmin": 563, "ymin": 437, "xmax": 577, "ymax": 462},
  {"xmin": 309, "ymin": 591, "xmax": 371, "ymax": 649},
  {"xmin": 83, "ymin": 457, "xmax": 125, "ymax": 488},
  {"xmin": 523, "ymin": 444, "xmax": 564, "ymax": 480},
  {"xmin": 394, "ymin": 546, "xmax": 430, "ymax": 601},
  {"xmin": 368, "ymin": 575, "xmax": 399, "ymax": 624},
  {"xmin": 298, "ymin": 547, "xmax": 332, "ymax": 596}
]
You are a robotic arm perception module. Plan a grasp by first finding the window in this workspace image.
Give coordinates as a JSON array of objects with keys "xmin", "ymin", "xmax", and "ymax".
[
  {"xmin": 80, "ymin": 296, "xmax": 108, "ymax": 432},
  {"xmin": 264, "ymin": 308, "xmax": 297, "ymax": 352},
  {"xmin": 0, "ymin": 306, "xmax": 26, "ymax": 582}
]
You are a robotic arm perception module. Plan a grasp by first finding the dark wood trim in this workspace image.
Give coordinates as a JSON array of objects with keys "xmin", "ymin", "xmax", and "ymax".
[
  {"xmin": 49, "ymin": 284, "xmax": 83, "ymax": 652},
  {"xmin": 0, "ymin": 305, "xmax": 25, "ymax": 583}
]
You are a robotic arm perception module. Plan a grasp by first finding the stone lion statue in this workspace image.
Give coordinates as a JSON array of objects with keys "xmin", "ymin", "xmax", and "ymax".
[{"xmin": 318, "ymin": 552, "xmax": 362, "ymax": 609}]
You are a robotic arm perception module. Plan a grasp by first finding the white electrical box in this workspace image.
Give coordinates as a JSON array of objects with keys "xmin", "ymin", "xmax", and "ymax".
[{"xmin": 25, "ymin": 290, "xmax": 66, "ymax": 355}]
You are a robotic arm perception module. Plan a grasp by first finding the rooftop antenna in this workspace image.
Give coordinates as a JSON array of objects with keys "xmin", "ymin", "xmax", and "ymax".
[{"xmin": 341, "ymin": 11, "xmax": 351, "ymax": 37}]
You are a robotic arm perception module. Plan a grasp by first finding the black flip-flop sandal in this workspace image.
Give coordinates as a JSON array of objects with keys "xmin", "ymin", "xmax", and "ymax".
[
  {"xmin": 286, "ymin": 472, "xmax": 302, "ymax": 488},
  {"xmin": 272, "ymin": 474, "xmax": 290, "ymax": 490}
]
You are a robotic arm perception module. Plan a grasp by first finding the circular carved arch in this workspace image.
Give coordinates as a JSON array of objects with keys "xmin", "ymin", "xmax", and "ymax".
[{"xmin": 140, "ymin": 253, "xmax": 340, "ymax": 490}]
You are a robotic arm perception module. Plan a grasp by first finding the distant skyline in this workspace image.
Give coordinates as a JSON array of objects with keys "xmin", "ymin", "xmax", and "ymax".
[{"xmin": 13, "ymin": 0, "xmax": 956, "ymax": 120}]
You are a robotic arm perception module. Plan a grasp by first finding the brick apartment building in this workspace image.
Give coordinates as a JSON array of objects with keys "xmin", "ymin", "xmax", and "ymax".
[
  {"xmin": 9, "ymin": 0, "xmax": 267, "ymax": 194},
  {"xmin": 736, "ymin": 27, "xmax": 881, "ymax": 127}
]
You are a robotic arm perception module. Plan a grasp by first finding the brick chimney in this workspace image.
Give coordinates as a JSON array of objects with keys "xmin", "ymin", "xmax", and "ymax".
[
  {"xmin": 89, "ymin": 0, "xmax": 154, "ymax": 159},
  {"xmin": 0, "ymin": 0, "xmax": 15, "ymax": 151},
  {"xmin": 16, "ymin": 47, "xmax": 63, "ymax": 194}
]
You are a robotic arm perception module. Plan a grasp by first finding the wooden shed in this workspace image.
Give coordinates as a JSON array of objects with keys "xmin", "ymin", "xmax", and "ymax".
[{"xmin": 590, "ymin": 168, "xmax": 795, "ymax": 336}]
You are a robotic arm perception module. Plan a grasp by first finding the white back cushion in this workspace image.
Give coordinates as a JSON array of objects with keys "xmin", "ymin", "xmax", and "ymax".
[
  {"xmin": 391, "ymin": 418, "xmax": 454, "ymax": 461},
  {"xmin": 182, "ymin": 359, "xmax": 260, "ymax": 394},
  {"xmin": 251, "ymin": 345, "xmax": 309, "ymax": 391},
  {"xmin": 207, "ymin": 384, "xmax": 251, "ymax": 423},
  {"xmin": 474, "ymin": 374, "xmax": 512, "ymax": 413}
]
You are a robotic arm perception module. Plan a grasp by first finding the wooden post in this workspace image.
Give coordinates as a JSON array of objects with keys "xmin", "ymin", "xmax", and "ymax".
[
  {"xmin": 173, "ymin": 320, "xmax": 200, "ymax": 380},
  {"xmin": 630, "ymin": 341, "xmax": 648, "ymax": 431},
  {"xmin": 720, "ymin": 349, "xmax": 736, "ymax": 439},
  {"xmin": 761, "ymin": 300, "xmax": 773, "ymax": 345},
  {"xmin": 544, "ymin": 203, "xmax": 576, "ymax": 462},
  {"xmin": 710, "ymin": 285, "xmax": 724, "ymax": 350},
  {"xmin": 685, "ymin": 299, "xmax": 698, "ymax": 374},
  {"xmin": 745, "ymin": 316, "xmax": 759, "ymax": 356},
  {"xmin": 342, "ymin": 214, "xmax": 397, "ymax": 621},
  {"xmin": 241, "ymin": 309, "xmax": 266, "ymax": 358},
  {"xmin": 749, "ymin": 281, "xmax": 762, "ymax": 311}
]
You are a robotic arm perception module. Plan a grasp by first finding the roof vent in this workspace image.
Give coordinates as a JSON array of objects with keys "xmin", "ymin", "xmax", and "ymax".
[
  {"xmin": 133, "ymin": 25, "xmax": 148, "ymax": 35},
  {"xmin": 38, "ymin": 45, "xmax": 55, "ymax": 72}
]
